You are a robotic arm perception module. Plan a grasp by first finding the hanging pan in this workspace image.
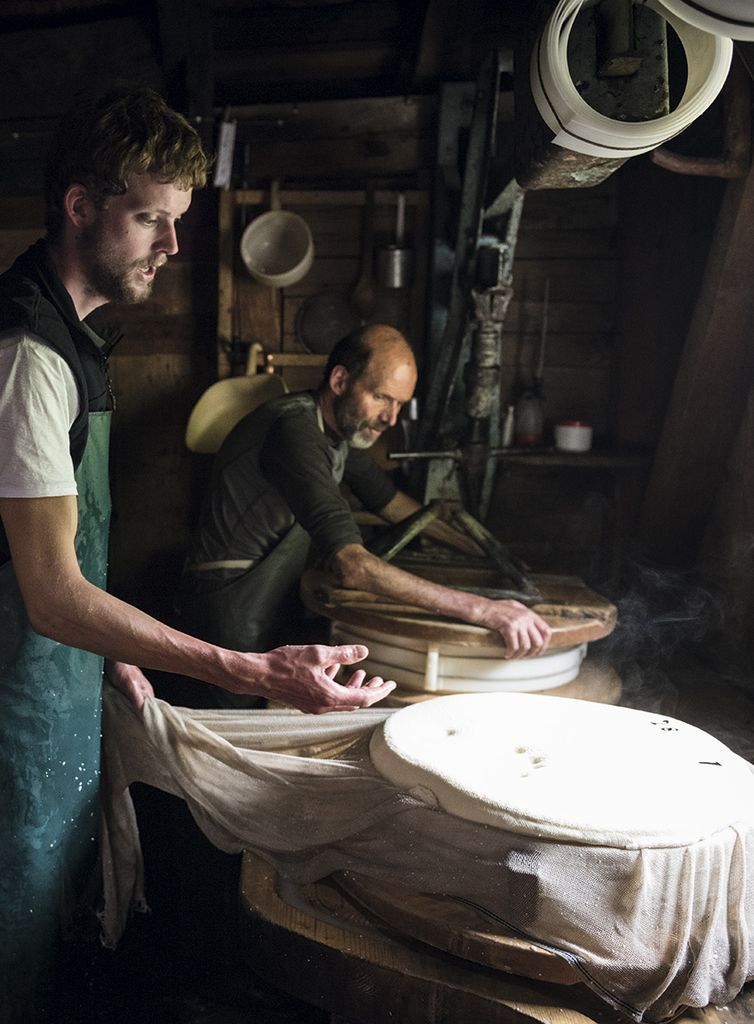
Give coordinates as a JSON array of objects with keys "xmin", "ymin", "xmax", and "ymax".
[
  {"xmin": 295, "ymin": 291, "xmax": 362, "ymax": 355},
  {"xmin": 294, "ymin": 182, "xmax": 377, "ymax": 353}
]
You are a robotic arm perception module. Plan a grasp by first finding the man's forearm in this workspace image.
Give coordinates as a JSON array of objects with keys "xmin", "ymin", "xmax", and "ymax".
[
  {"xmin": 331, "ymin": 543, "xmax": 489, "ymax": 624},
  {"xmin": 330, "ymin": 543, "xmax": 551, "ymax": 657},
  {"xmin": 25, "ymin": 569, "xmax": 395, "ymax": 709},
  {"xmin": 26, "ymin": 569, "xmax": 261, "ymax": 695},
  {"xmin": 0, "ymin": 494, "xmax": 400, "ymax": 712}
]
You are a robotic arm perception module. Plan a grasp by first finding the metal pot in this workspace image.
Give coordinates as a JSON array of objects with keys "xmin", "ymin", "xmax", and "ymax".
[{"xmin": 376, "ymin": 192, "xmax": 413, "ymax": 289}]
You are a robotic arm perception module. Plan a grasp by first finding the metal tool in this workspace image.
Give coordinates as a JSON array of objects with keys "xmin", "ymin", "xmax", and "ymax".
[{"xmin": 366, "ymin": 499, "xmax": 541, "ymax": 603}]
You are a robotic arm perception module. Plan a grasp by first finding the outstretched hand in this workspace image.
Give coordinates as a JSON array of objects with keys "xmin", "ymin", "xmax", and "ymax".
[{"xmin": 240, "ymin": 643, "xmax": 396, "ymax": 714}]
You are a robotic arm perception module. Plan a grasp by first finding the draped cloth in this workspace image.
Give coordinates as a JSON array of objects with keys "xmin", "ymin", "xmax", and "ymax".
[{"xmin": 100, "ymin": 686, "xmax": 754, "ymax": 1022}]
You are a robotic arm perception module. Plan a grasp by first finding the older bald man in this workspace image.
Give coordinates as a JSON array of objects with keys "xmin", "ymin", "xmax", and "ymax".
[{"xmin": 176, "ymin": 324, "xmax": 551, "ymax": 706}]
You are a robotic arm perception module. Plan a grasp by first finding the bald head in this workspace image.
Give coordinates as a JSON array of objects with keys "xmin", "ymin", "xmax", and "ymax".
[
  {"xmin": 360, "ymin": 324, "xmax": 413, "ymax": 357},
  {"xmin": 321, "ymin": 324, "xmax": 418, "ymax": 448},
  {"xmin": 360, "ymin": 323, "xmax": 415, "ymax": 379},
  {"xmin": 322, "ymin": 323, "xmax": 416, "ymax": 386}
]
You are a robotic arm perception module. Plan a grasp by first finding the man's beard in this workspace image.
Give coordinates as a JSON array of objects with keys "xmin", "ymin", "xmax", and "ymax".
[
  {"xmin": 80, "ymin": 223, "xmax": 160, "ymax": 305},
  {"xmin": 333, "ymin": 388, "xmax": 382, "ymax": 449}
]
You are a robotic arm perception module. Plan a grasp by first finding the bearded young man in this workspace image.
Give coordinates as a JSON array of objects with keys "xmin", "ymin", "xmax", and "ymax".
[
  {"xmin": 0, "ymin": 87, "xmax": 394, "ymax": 1023},
  {"xmin": 176, "ymin": 323, "xmax": 552, "ymax": 708}
]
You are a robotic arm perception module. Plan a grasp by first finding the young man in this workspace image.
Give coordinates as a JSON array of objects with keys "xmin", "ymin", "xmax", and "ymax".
[
  {"xmin": 0, "ymin": 87, "xmax": 393, "ymax": 1023},
  {"xmin": 177, "ymin": 323, "xmax": 552, "ymax": 707}
]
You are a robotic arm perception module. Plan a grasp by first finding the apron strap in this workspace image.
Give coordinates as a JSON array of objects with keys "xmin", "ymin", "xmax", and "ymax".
[{"xmin": 190, "ymin": 559, "xmax": 254, "ymax": 572}]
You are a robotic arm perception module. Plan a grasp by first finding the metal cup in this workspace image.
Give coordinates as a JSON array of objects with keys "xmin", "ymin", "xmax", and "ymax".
[{"xmin": 377, "ymin": 245, "xmax": 413, "ymax": 288}]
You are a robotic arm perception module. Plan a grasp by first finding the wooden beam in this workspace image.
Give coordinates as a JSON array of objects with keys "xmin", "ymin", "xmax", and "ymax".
[
  {"xmin": 156, "ymin": 0, "xmax": 214, "ymax": 146},
  {"xmin": 229, "ymin": 189, "xmax": 428, "ymax": 208},
  {"xmin": 638, "ymin": 157, "xmax": 754, "ymax": 565}
]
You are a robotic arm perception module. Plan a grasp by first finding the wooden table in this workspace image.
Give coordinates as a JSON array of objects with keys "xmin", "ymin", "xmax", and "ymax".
[
  {"xmin": 240, "ymin": 851, "xmax": 753, "ymax": 1024},
  {"xmin": 301, "ymin": 569, "xmax": 618, "ymax": 649}
]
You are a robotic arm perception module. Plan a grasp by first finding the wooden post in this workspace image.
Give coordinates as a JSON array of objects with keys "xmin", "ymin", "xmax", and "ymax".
[{"xmin": 638, "ymin": 157, "xmax": 754, "ymax": 565}]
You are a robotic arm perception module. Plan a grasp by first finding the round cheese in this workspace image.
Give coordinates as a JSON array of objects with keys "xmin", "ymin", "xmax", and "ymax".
[{"xmin": 369, "ymin": 692, "xmax": 754, "ymax": 848}]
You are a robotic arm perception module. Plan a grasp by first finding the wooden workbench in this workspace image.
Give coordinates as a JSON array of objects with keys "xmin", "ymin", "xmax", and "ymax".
[{"xmin": 240, "ymin": 851, "xmax": 753, "ymax": 1024}]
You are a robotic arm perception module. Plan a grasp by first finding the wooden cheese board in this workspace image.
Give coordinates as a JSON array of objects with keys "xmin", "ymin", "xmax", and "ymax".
[
  {"xmin": 240, "ymin": 850, "xmax": 753, "ymax": 1024},
  {"xmin": 301, "ymin": 567, "xmax": 618, "ymax": 649}
]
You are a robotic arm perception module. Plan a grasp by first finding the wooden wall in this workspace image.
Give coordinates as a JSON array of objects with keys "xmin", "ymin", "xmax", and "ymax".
[
  {"xmin": 0, "ymin": 89, "xmax": 731, "ymax": 613},
  {"xmin": 105, "ymin": 189, "xmax": 218, "ymax": 613},
  {"xmin": 615, "ymin": 160, "xmax": 725, "ymax": 451},
  {"xmin": 218, "ymin": 187, "xmax": 430, "ymax": 389},
  {"xmin": 0, "ymin": 16, "xmax": 163, "ymax": 199},
  {"xmin": 212, "ymin": 95, "xmax": 629, "ymax": 584},
  {"xmin": 501, "ymin": 183, "xmax": 619, "ymax": 440},
  {"xmin": 487, "ymin": 178, "xmax": 621, "ymax": 581}
]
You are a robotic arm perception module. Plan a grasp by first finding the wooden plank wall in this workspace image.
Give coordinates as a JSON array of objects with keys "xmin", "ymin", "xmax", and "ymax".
[
  {"xmin": 500, "ymin": 183, "xmax": 619, "ymax": 439},
  {"xmin": 215, "ymin": 99, "xmax": 627, "ymax": 583},
  {"xmin": 0, "ymin": 88, "xmax": 727, "ymax": 607},
  {"xmin": 0, "ymin": 17, "xmax": 163, "ymax": 199},
  {"xmin": 615, "ymin": 159, "xmax": 725, "ymax": 451},
  {"xmin": 488, "ymin": 178, "xmax": 622, "ymax": 581},
  {"xmin": 214, "ymin": 103, "xmax": 702, "ymax": 585},
  {"xmin": 490, "ymin": 157, "xmax": 724, "ymax": 583},
  {"xmin": 219, "ymin": 188, "xmax": 430, "ymax": 393},
  {"xmin": 636, "ymin": 159, "xmax": 754, "ymax": 566}
]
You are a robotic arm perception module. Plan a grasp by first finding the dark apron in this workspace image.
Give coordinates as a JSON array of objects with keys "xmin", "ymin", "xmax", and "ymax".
[
  {"xmin": 176, "ymin": 414, "xmax": 346, "ymax": 710},
  {"xmin": 177, "ymin": 522, "xmax": 314, "ymax": 708},
  {"xmin": 0, "ymin": 411, "xmax": 111, "ymax": 1023}
]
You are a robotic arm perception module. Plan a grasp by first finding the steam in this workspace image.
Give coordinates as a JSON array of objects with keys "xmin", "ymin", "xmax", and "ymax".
[
  {"xmin": 590, "ymin": 555, "xmax": 754, "ymax": 759},
  {"xmin": 597, "ymin": 560, "xmax": 727, "ymax": 665}
]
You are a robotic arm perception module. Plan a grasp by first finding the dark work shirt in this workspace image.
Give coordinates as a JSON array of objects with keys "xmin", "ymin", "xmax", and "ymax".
[{"xmin": 186, "ymin": 390, "xmax": 396, "ymax": 572}]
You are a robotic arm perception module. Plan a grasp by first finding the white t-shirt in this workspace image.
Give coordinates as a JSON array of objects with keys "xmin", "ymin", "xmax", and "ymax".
[{"xmin": 0, "ymin": 332, "xmax": 80, "ymax": 497}]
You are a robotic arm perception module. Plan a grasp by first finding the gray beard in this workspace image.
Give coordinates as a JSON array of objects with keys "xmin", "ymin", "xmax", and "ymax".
[
  {"xmin": 333, "ymin": 390, "xmax": 378, "ymax": 449},
  {"xmin": 348, "ymin": 432, "xmax": 377, "ymax": 450}
]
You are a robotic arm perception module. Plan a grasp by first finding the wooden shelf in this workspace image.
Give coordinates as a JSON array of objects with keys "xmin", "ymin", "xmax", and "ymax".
[
  {"xmin": 228, "ymin": 188, "xmax": 428, "ymax": 208},
  {"xmin": 493, "ymin": 447, "xmax": 653, "ymax": 470},
  {"xmin": 253, "ymin": 351, "xmax": 327, "ymax": 371}
]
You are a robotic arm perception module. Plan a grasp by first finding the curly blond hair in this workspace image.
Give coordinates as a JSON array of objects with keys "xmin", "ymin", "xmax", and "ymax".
[{"xmin": 45, "ymin": 86, "xmax": 210, "ymax": 239}]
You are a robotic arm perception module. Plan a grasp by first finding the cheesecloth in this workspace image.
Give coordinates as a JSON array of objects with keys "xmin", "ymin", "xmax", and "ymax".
[{"xmin": 99, "ymin": 686, "xmax": 754, "ymax": 1021}]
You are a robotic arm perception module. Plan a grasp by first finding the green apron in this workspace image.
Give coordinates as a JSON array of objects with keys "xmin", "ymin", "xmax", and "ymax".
[{"xmin": 0, "ymin": 411, "xmax": 111, "ymax": 1023}]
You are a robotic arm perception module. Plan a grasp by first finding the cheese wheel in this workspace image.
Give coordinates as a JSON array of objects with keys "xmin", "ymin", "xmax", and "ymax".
[{"xmin": 370, "ymin": 693, "xmax": 754, "ymax": 848}]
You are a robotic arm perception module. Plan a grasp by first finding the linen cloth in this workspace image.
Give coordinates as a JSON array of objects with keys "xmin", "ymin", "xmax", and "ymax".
[{"xmin": 100, "ymin": 685, "xmax": 754, "ymax": 1021}]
